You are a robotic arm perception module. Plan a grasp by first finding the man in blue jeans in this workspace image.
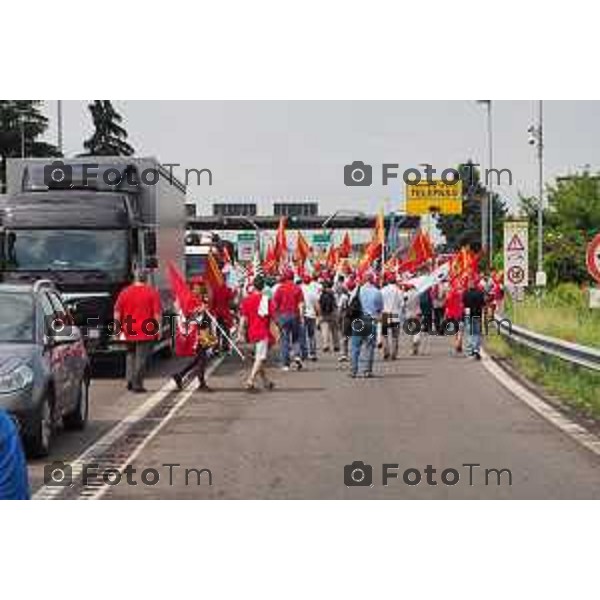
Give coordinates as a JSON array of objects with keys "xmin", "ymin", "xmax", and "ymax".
[
  {"xmin": 0, "ymin": 409, "xmax": 30, "ymax": 500},
  {"xmin": 273, "ymin": 269, "xmax": 305, "ymax": 370},
  {"xmin": 349, "ymin": 273, "xmax": 383, "ymax": 378},
  {"xmin": 462, "ymin": 278, "xmax": 485, "ymax": 359}
]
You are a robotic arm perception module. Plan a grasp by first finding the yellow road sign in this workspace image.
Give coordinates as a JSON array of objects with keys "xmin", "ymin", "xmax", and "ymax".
[{"xmin": 405, "ymin": 179, "xmax": 463, "ymax": 215}]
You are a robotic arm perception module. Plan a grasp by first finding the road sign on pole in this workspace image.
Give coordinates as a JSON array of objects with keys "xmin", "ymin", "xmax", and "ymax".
[
  {"xmin": 405, "ymin": 179, "xmax": 463, "ymax": 215},
  {"xmin": 504, "ymin": 220, "xmax": 529, "ymax": 290},
  {"xmin": 237, "ymin": 232, "xmax": 256, "ymax": 262},
  {"xmin": 586, "ymin": 233, "xmax": 600, "ymax": 283}
]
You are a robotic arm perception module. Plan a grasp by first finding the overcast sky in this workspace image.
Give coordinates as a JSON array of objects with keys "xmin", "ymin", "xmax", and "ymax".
[{"xmin": 42, "ymin": 100, "xmax": 600, "ymax": 215}]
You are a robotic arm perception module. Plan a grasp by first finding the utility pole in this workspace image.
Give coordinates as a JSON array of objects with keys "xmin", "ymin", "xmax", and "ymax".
[
  {"xmin": 57, "ymin": 100, "xmax": 64, "ymax": 156},
  {"xmin": 477, "ymin": 100, "xmax": 492, "ymax": 264},
  {"xmin": 20, "ymin": 113, "xmax": 25, "ymax": 158},
  {"xmin": 528, "ymin": 101, "xmax": 546, "ymax": 286}
]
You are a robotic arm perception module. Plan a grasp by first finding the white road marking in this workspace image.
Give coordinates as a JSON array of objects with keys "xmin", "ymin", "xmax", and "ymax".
[
  {"xmin": 481, "ymin": 350, "xmax": 600, "ymax": 457},
  {"xmin": 33, "ymin": 356, "xmax": 225, "ymax": 500}
]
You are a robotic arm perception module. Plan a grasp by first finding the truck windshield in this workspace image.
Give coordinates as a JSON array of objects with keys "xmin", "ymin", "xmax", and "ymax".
[
  {"xmin": 5, "ymin": 230, "xmax": 128, "ymax": 274},
  {"xmin": 0, "ymin": 293, "xmax": 34, "ymax": 342}
]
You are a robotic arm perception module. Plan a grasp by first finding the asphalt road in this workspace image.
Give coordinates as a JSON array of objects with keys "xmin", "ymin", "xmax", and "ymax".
[
  {"xmin": 91, "ymin": 336, "xmax": 600, "ymax": 500},
  {"xmin": 27, "ymin": 353, "xmax": 187, "ymax": 493}
]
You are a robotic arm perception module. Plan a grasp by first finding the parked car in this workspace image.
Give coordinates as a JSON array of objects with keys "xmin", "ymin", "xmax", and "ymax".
[{"xmin": 0, "ymin": 280, "xmax": 90, "ymax": 457}]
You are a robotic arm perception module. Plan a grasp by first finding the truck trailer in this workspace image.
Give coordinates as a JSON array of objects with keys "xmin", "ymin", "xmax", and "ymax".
[{"xmin": 0, "ymin": 157, "xmax": 186, "ymax": 355}]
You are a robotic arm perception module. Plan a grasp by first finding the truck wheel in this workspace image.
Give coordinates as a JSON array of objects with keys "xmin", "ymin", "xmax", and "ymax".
[
  {"xmin": 64, "ymin": 377, "xmax": 90, "ymax": 430},
  {"xmin": 26, "ymin": 392, "xmax": 54, "ymax": 458}
]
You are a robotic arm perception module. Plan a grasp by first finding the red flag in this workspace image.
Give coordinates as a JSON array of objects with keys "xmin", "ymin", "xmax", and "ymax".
[
  {"xmin": 274, "ymin": 216, "xmax": 288, "ymax": 261},
  {"xmin": 205, "ymin": 253, "xmax": 224, "ymax": 292},
  {"xmin": 407, "ymin": 230, "xmax": 434, "ymax": 267},
  {"xmin": 167, "ymin": 261, "xmax": 202, "ymax": 357},
  {"xmin": 326, "ymin": 244, "xmax": 338, "ymax": 269},
  {"xmin": 167, "ymin": 261, "xmax": 202, "ymax": 317},
  {"xmin": 295, "ymin": 231, "xmax": 311, "ymax": 264},
  {"xmin": 338, "ymin": 232, "xmax": 352, "ymax": 258}
]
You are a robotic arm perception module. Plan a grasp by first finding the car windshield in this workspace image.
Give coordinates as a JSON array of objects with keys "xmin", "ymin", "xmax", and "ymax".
[
  {"xmin": 0, "ymin": 293, "xmax": 34, "ymax": 342},
  {"xmin": 5, "ymin": 229, "xmax": 128, "ymax": 274}
]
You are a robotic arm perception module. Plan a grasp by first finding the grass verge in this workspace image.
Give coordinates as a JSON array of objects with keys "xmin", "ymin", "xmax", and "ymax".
[{"xmin": 485, "ymin": 333, "xmax": 600, "ymax": 422}]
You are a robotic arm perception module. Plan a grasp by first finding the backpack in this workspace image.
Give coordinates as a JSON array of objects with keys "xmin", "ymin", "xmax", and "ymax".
[
  {"xmin": 319, "ymin": 290, "xmax": 336, "ymax": 316},
  {"xmin": 346, "ymin": 288, "xmax": 362, "ymax": 319}
]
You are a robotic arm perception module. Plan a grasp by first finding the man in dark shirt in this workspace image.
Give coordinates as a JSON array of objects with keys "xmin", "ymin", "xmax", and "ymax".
[{"xmin": 462, "ymin": 278, "xmax": 486, "ymax": 359}]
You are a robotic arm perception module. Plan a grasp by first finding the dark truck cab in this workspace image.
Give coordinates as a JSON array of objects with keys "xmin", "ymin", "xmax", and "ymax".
[{"xmin": 0, "ymin": 159, "xmax": 186, "ymax": 355}]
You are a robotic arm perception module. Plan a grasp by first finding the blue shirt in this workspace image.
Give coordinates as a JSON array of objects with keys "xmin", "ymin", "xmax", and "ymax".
[
  {"xmin": 0, "ymin": 410, "xmax": 30, "ymax": 500},
  {"xmin": 359, "ymin": 283, "xmax": 384, "ymax": 318}
]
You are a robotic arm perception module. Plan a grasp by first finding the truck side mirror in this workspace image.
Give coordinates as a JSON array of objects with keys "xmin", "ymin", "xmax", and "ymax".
[
  {"xmin": 145, "ymin": 257, "xmax": 159, "ymax": 270},
  {"xmin": 144, "ymin": 230, "xmax": 157, "ymax": 256}
]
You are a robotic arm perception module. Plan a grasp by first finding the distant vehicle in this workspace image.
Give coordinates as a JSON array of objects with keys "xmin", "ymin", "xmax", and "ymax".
[
  {"xmin": 1, "ymin": 158, "xmax": 186, "ymax": 357},
  {"xmin": 184, "ymin": 230, "xmax": 234, "ymax": 279},
  {"xmin": 0, "ymin": 280, "xmax": 90, "ymax": 457}
]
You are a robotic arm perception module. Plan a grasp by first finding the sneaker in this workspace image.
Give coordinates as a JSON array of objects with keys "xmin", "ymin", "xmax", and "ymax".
[
  {"xmin": 294, "ymin": 357, "xmax": 303, "ymax": 370},
  {"xmin": 348, "ymin": 372, "xmax": 357, "ymax": 378},
  {"xmin": 474, "ymin": 351, "xmax": 481, "ymax": 360},
  {"xmin": 172, "ymin": 374, "xmax": 183, "ymax": 390},
  {"xmin": 338, "ymin": 355, "xmax": 349, "ymax": 362},
  {"xmin": 281, "ymin": 366, "xmax": 290, "ymax": 372},
  {"xmin": 364, "ymin": 372, "xmax": 374, "ymax": 379}
]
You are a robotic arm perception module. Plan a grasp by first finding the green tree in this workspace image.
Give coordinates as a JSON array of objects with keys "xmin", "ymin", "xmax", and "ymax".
[
  {"xmin": 437, "ymin": 160, "xmax": 507, "ymax": 256},
  {"xmin": 0, "ymin": 100, "xmax": 60, "ymax": 191},
  {"xmin": 547, "ymin": 173, "xmax": 600, "ymax": 284},
  {"xmin": 82, "ymin": 100, "xmax": 134, "ymax": 156}
]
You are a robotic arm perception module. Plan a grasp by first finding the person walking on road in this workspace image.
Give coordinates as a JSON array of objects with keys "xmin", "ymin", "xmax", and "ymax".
[
  {"xmin": 0, "ymin": 409, "xmax": 29, "ymax": 500},
  {"xmin": 336, "ymin": 278, "xmax": 352, "ymax": 362},
  {"xmin": 273, "ymin": 269, "xmax": 304, "ymax": 371},
  {"xmin": 444, "ymin": 279, "xmax": 465, "ymax": 355},
  {"xmin": 239, "ymin": 276, "xmax": 276, "ymax": 391},
  {"xmin": 381, "ymin": 273, "xmax": 404, "ymax": 360},
  {"xmin": 462, "ymin": 277, "xmax": 486, "ymax": 360},
  {"xmin": 301, "ymin": 274, "xmax": 320, "ymax": 361},
  {"xmin": 319, "ymin": 280, "xmax": 340, "ymax": 353},
  {"xmin": 114, "ymin": 270, "xmax": 162, "ymax": 393},
  {"xmin": 172, "ymin": 309, "xmax": 218, "ymax": 392},
  {"xmin": 348, "ymin": 273, "xmax": 383, "ymax": 378}
]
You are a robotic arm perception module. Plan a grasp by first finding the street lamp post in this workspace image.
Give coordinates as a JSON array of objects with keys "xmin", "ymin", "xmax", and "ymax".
[{"xmin": 477, "ymin": 100, "xmax": 493, "ymax": 267}]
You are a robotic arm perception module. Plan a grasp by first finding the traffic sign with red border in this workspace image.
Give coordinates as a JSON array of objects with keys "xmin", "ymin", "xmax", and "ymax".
[{"xmin": 586, "ymin": 233, "xmax": 600, "ymax": 283}]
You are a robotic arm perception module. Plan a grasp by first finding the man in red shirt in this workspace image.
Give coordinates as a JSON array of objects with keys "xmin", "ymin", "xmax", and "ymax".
[
  {"xmin": 272, "ymin": 269, "xmax": 304, "ymax": 370},
  {"xmin": 114, "ymin": 271, "xmax": 162, "ymax": 393},
  {"xmin": 239, "ymin": 276, "xmax": 275, "ymax": 391}
]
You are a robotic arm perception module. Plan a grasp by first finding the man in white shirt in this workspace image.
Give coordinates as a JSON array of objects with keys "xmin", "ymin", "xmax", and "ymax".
[
  {"xmin": 301, "ymin": 274, "xmax": 320, "ymax": 360},
  {"xmin": 381, "ymin": 274, "xmax": 405, "ymax": 360}
]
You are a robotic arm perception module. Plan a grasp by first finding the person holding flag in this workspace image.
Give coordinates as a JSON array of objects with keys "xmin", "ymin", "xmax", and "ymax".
[
  {"xmin": 239, "ymin": 275, "xmax": 277, "ymax": 392},
  {"xmin": 168, "ymin": 263, "xmax": 218, "ymax": 392}
]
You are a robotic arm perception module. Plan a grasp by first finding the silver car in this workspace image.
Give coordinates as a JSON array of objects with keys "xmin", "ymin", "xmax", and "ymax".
[{"xmin": 0, "ymin": 280, "xmax": 90, "ymax": 457}]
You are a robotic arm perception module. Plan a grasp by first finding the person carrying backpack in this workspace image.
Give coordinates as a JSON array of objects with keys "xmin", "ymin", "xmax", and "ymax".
[{"xmin": 319, "ymin": 280, "xmax": 339, "ymax": 352}]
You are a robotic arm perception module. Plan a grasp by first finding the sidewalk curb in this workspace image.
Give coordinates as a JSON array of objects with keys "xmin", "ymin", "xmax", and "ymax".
[{"xmin": 481, "ymin": 350, "xmax": 600, "ymax": 458}]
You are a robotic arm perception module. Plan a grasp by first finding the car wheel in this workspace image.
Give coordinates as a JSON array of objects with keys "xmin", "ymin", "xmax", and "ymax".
[
  {"xmin": 64, "ymin": 378, "xmax": 89, "ymax": 431},
  {"xmin": 26, "ymin": 392, "xmax": 53, "ymax": 458}
]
